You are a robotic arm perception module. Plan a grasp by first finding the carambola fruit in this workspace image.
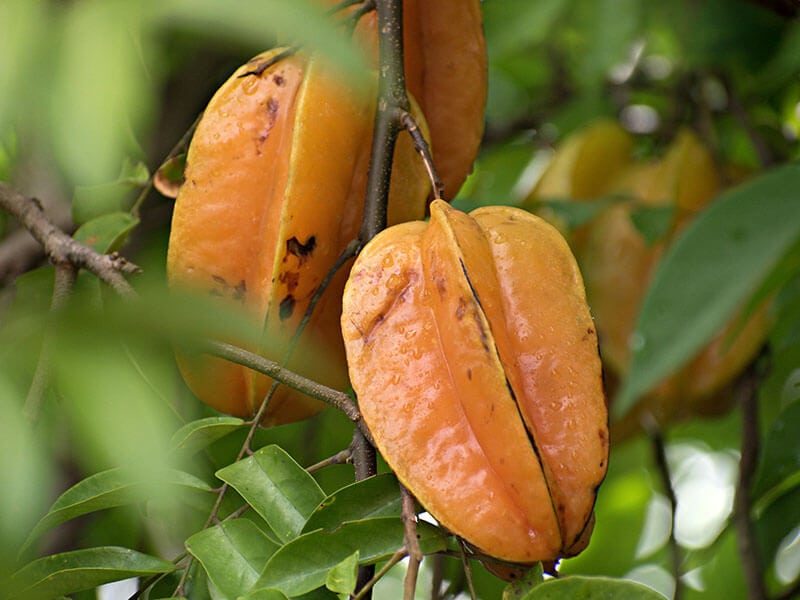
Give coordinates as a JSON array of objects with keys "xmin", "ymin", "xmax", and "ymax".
[
  {"xmin": 526, "ymin": 122, "xmax": 769, "ymax": 437},
  {"xmin": 167, "ymin": 49, "xmax": 431, "ymax": 425},
  {"xmin": 324, "ymin": 0, "xmax": 487, "ymax": 199},
  {"xmin": 341, "ymin": 200, "xmax": 609, "ymax": 563}
]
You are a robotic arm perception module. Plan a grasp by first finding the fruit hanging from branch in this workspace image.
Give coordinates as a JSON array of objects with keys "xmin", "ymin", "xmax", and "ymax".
[
  {"xmin": 325, "ymin": 0, "xmax": 488, "ymax": 199},
  {"xmin": 166, "ymin": 48, "xmax": 431, "ymax": 425},
  {"xmin": 341, "ymin": 200, "xmax": 609, "ymax": 563}
]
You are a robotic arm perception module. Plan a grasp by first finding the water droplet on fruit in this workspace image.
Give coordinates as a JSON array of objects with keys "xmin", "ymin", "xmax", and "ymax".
[{"xmin": 241, "ymin": 76, "xmax": 260, "ymax": 96}]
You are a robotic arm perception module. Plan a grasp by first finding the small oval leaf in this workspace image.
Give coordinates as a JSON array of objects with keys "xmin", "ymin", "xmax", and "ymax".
[
  {"xmin": 254, "ymin": 518, "xmax": 446, "ymax": 597},
  {"xmin": 169, "ymin": 416, "xmax": 247, "ymax": 455},
  {"xmin": 216, "ymin": 445, "xmax": 325, "ymax": 543},
  {"xmin": 186, "ymin": 519, "xmax": 280, "ymax": 599},
  {"xmin": 302, "ymin": 473, "xmax": 401, "ymax": 534},
  {"xmin": 73, "ymin": 211, "xmax": 139, "ymax": 253}
]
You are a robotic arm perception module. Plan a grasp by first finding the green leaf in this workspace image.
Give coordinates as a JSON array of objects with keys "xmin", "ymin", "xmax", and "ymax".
[
  {"xmin": 186, "ymin": 519, "xmax": 279, "ymax": 599},
  {"xmin": 755, "ymin": 484, "xmax": 800, "ymax": 567},
  {"xmin": 239, "ymin": 589, "xmax": 291, "ymax": 600},
  {"xmin": 629, "ymin": 205, "xmax": 675, "ymax": 246},
  {"xmin": 23, "ymin": 468, "xmax": 211, "ymax": 553},
  {"xmin": 50, "ymin": 2, "xmax": 153, "ymax": 187},
  {"xmin": 169, "ymin": 416, "xmax": 247, "ymax": 455},
  {"xmin": 325, "ymin": 551, "xmax": 359, "ymax": 597},
  {"xmin": 216, "ymin": 445, "xmax": 325, "ymax": 543},
  {"xmin": 153, "ymin": 0, "xmax": 366, "ymax": 80},
  {"xmin": 528, "ymin": 197, "xmax": 619, "ymax": 231},
  {"xmin": 73, "ymin": 212, "xmax": 139, "ymax": 253},
  {"xmin": 302, "ymin": 473, "xmax": 401, "ymax": 533},
  {"xmin": 503, "ymin": 563, "xmax": 545, "ymax": 599},
  {"xmin": 483, "ymin": 0, "xmax": 569, "ymax": 57},
  {"xmin": 753, "ymin": 400, "xmax": 800, "ymax": 510},
  {"xmin": 522, "ymin": 575, "xmax": 665, "ymax": 599},
  {"xmin": 254, "ymin": 518, "xmax": 447, "ymax": 597},
  {"xmin": 616, "ymin": 164, "xmax": 800, "ymax": 417},
  {"xmin": 0, "ymin": 375, "xmax": 52, "ymax": 565},
  {"xmin": 9, "ymin": 547, "xmax": 174, "ymax": 600}
]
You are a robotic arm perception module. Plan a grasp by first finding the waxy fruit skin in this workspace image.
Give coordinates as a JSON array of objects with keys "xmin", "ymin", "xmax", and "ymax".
[
  {"xmin": 341, "ymin": 200, "xmax": 608, "ymax": 563},
  {"xmin": 527, "ymin": 123, "xmax": 769, "ymax": 437},
  {"xmin": 167, "ymin": 49, "xmax": 430, "ymax": 425},
  {"xmin": 325, "ymin": 0, "xmax": 487, "ymax": 199}
]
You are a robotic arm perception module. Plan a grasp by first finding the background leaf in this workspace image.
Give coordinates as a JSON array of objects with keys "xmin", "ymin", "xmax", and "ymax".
[
  {"xmin": 9, "ymin": 547, "xmax": 174, "ymax": 600},
  {"xmin": 523, "ymin": 575, "xmax": 666, "ymax": 599},
  {"xmin": 169, "ymin": 416, "xmax": 247, "ymax": 455},
  {"xmin": 616, "ymin": 165, "xmax": 800, "ymax": 416},
  {"xmin": 23, "ymin": 468, "xmax": 210, "ymax": 554}
]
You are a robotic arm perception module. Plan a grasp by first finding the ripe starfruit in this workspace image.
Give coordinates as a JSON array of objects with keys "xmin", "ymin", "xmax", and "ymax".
[
  {"xmin": 324, "ymin": 0, "xmax": 487, "ymax": 199},
  {"xmin": 167, "ymin": 48, "xmax": 431, "ymax": 425},
  {"xmin": 341, "ymin": 200, "xmax": 609, "ymax": 563}
]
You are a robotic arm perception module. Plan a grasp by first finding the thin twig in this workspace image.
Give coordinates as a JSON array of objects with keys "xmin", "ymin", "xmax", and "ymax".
[
  {"xmin": 457, "ymin": 539, "xmax": 478, "ymax": 600},
  {"xmin": 401, "ymin": 485, "xmax": 423, "ymax": 600},
  {"xmin": 23, "ymin": 262, "xmax": 78, "ymax": 422},
  {"xmin": 201, "ymin": 339, "xmax": 371, "ymax": 441},
  {"xmin": 129, "ymin": 552, "xmax": 186, "ymax": 600},
  {"xmin": 430, "ymin": 554, "xmax": 445, "ymax": 600},
  {"xmin": 359, "ymin": 0, "xmax": 408, "ymax": 242},
  {"xmin": 734, "ymin": 372, "xmax": 768, "ymax": 600},
  {"xmin": 399, "ymin": 110, "xmax": 444, "ymax": 200},
  {"xmin": 645, "ymin": 418, "xmax": 683, "ymax": 600},
  {"xmin": 352, "ymin": 547, "xmax": 408, "ymax": 600},
  {"xmin": 307, "ymin": 447, "xmax": 352, "ymax": 473},
  {"xmin": 0, "ymin": 182, "xmax": 138, "ymax": 299},
  {"xmin": 130, "ymin": 112, "xmax": 201, "ymax": 216},
  {"xmin": 720, "ymin": 73, "xmax": 774, "ymax": 169}
]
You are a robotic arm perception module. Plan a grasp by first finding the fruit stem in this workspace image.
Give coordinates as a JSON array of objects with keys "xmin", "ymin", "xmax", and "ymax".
[{"xmin": 359, "ymin": 0, "xmax": 408, "ymax": 243}]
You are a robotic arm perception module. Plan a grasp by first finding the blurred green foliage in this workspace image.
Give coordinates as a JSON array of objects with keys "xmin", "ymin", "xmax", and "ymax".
[{"xmin": 1, "ymin": 0, "xmax": 799, "ymax": 598}]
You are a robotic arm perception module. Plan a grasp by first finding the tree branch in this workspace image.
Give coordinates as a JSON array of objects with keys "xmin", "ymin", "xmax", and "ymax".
[
  {"xmin": 0, "ymin": 182, "xmax": 138, "ymax": 299},
  {"xmin": 23, "ymin": 262, "xmax": 78, "ymax": 422},
  {"xmin": 645, "ymin": 419, "xmax": 683, "ymax": 600},
  {"xmin": 359, "ymin": 0, "xmax": 407, "ymax": 242},
  {"xmin": 734, "ymin": 373, "xmax": 768, "ymax": 600},
  {"xmin": 401, "ymin": 485, "xmax": 423, "ymax": 600},
  {"xmin": 200, "ymin": 339, "xmax": 372, "ymax": 442}
]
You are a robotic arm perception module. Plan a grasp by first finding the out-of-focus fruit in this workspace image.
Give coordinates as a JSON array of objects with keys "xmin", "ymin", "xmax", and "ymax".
[
  {"xmin": 167, "ymin": 49, "xmax": 430, "ymax": 425},
  {"xmin": 527, "ymin": 122, "xmax": 768, "ymax": 438},
  {"xmin": 341, "ymin": 200, "xmax": 608, "ymax": 563}
]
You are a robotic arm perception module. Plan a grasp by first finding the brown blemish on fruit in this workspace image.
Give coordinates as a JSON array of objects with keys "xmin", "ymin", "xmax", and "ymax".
[
  {"xmin": 273, "ymin": 74, "xmax": 285, "ymax": 86},
  {"xmin": 456, "ymin": 297, "xmax": 468, "ymax": 320},
  {"xmin": 233, "ymin": 280, "xmax": 247, "ymax": 302},
  {"xmin": 285, "ymin": 235, "xmax": 316, "ymax": 265},
  {"xmin": 279, "ymin": 294, "xmax": 296, "ymax": 320},
  {"xmin": 279, "ymin": 271, "xmax": 300, "ymax": 294}
]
